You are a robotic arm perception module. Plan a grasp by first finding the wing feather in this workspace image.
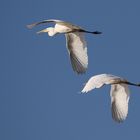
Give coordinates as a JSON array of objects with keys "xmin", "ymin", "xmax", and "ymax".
[
  {"xmin": 110, "ymin": 84, "xmax": 130, "ymax": 123},
  {"xmin": 27, "ymin": 19, "xmax": 63, "ymax": 29},
  {"xmin": 27, "ymin": 19, "xmax": 82, "ymax": 30},
  {"xmin": 65, "ymin": 32, "xmax": 88, "ymax": 74},
  {"xmin": 81, "ymin": 74, "xmax": 123, "ymax": 93}
]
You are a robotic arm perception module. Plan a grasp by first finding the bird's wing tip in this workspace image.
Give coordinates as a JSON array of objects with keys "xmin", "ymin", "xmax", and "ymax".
[
  {"xmin": 76, "ymin": 71, "xmax": 86, "ymax": 75},
  {"xmin": 81, "ymin": 90, "xmax": 84, "ymax": 93},
  {"xmin": 26, "ymin": 24, "xmax": 35, "ymax": 29},
  {"xmin": 81, "ymin": 89, "xmax": 88, "ymax": 93},
  {"xmin": 77, "ymin": 91, "xmax": 83, "ymax": 94},
  {"xmin": 74, "ymin": 67, "xmax": 87, "ymax": 75}
]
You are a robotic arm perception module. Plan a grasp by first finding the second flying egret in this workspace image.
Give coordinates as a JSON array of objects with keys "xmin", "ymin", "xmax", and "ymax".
[
  {"xmin": 81, "ymin": 74, "xmax": 140, "ymax": 123},
  {"xmin": 27, "ymin": 19, "xmax": 102, "ymax": 74}
]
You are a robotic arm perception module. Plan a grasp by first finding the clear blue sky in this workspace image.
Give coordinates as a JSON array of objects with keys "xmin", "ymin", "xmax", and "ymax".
[{"xmin": 1, "ymin": 0, "xmax": 140, "ymax": 140}]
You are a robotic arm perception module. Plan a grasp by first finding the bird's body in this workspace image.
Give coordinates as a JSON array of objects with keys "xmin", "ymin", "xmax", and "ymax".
[
  {"xmin": 27, "ymin": 19, "xmax": 101, "ymax": 74},
  {"xmin": 82, "ymin": 74, "xmax": 140, "ymax": 123},
  {"xmin": 45, "ymin": 24, "xmax": 72, "ymax": 36},
  {"xmin": 54, "ymin": 24, "xmax": 72, "ymax": 33}
]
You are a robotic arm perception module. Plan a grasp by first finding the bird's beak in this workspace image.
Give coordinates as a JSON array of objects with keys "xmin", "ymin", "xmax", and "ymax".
[{"xmin": 36, "ymin": 29, "xmax": 48, "ymax": 34}]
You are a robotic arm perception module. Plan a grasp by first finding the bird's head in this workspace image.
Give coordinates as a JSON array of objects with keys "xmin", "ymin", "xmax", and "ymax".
[{"xmin": 36, "ymin": 27, "xmax": 55, "ymax": 36}]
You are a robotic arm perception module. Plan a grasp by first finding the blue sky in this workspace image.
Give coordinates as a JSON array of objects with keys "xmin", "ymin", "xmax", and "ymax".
[{"xmin": 1, "ymin": 0, "xmax": 140, "ymax": 139}]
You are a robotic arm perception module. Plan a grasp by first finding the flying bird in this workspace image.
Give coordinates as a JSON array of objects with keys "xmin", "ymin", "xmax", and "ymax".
[
  {"xmin": 27, "ymin": 19, "xmax": 102, "ymax": 74},
  {"xmin": 81, "ymin": 74, "xmax": 140, "ymax": 123}
]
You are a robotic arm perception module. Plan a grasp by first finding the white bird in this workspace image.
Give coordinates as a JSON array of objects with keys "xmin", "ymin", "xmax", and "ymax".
[
  {"xmin": 27, "ymin": 19, "xmax": 101, "ymax": 74},
  {"xmin": 81, "ymin": 74, "xmax": 140, "ymax": 123}
]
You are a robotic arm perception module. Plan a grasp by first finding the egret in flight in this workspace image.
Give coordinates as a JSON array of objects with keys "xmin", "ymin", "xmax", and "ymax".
[
  {"xmin": 81, "ymin": 74, "xmax": 140, "ymax": 123},
  {"xmin": 27, "ymin": 19, "xmax": 102, "ymax": 74}
]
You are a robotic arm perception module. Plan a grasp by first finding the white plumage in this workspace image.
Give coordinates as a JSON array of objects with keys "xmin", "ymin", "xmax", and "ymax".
[
  {"xmin": 65, "ymin": 32, "xmax": 88, "ymax": 73},
  {"xmin": 110, "ymin": 83, "xmax": 129, "ymax": 122},
  {"xmin": 27, "ymin": 19, "xmax": 101, "ymax": 74},
  {"xmin": 82, "ymin": 74, "xmax": 140, "ymax": 123}
]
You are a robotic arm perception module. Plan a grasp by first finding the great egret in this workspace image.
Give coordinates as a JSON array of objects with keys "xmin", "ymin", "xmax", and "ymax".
[
  {"xmin": 27, "ymin": 19, "xmax": 102, "ymax": 74},
  {"xmin": 81, "ymin": 74, "xmax": 140, "ymax": 123}
]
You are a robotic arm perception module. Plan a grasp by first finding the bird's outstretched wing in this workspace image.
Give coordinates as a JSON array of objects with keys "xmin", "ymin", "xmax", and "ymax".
[
  {"xmin": 27, "ymin": 19, "xmax": 81, "ymax": 30},
  {"xmin": 65, "ymin": 32, "xmax": 88, "ymax": 74},
  {"xmin": 27, "ymin": 19, "xmax": 63, "ymax": 29},
  {"xmin": 81, "ymin": 74, "xmax": 124, "ymax": 93},
  {"xmin": 110, "ymin": 84, "xmax": 130, "ymax": 123}
]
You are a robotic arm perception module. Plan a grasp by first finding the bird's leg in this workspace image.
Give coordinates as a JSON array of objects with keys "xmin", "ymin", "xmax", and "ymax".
[
  {"xmin": 124, "ymin": 81, "xmax": 140, "ymax": 87},
  {"xmin": 91, "ymin": 31, "xmax": 102, "ymax": 34},
  {"xmin": 71, "ymin": 29, "xmax": 102, "ymax": 34}
]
